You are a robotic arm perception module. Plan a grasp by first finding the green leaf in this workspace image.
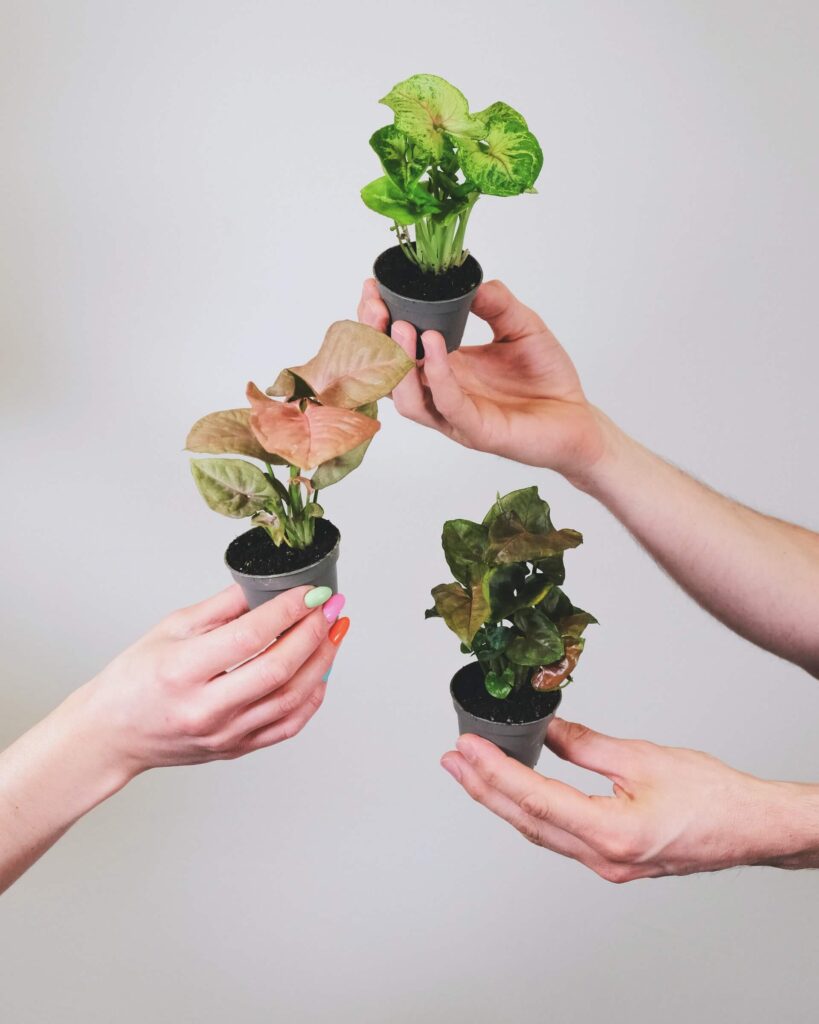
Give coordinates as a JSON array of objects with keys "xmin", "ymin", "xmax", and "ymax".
[
  {"xmin": 303, "ymin": 502, "xmax": 324, "ymax": 519},
  {"xmin": 459, "ymin": 101, "xmax": 543, "ymax": 197},
  {"xmin": 487, "ymin": 512, "xmax": 583, "ymax": 565},
  {"xmin": 361, "ymin": 175, "xmax": 440, "ymax": 225},
  {"xmin": 380, "ymin": 74, "xmax": 485, "ymax": 162},
  {"xmin": 190, "ymin": 458, "xmax": 278, "ymax": 519},
  {"xmin": 482, "ymin": 563, "xmax": 526, "ymax": 619},
  {"xmin": 186, "ymin": 408, "xmax": 286, "ymax": 464},
  {"xmin": 484, "ymin": 667, "xmax": 514, "ymax": 700},
  {"xmin": 472, "ymin": 622, "xmax": 515, "ymax": 661},
  {"xmin": 533, "ymin": 553, "xmax": 566, "ymax": 585},
  {"xmin": 506, "ymin": 607, "xmax": 565, "ymax": 667},
  {"xmin": 482, "ymin": 486, "xmax": 553, "ymax": 533},
  {"xmin": 251, "ymin": 509, "xmax": 285, "ymax": 546},
  {"xmin": 430, "ymin": 581, "xmax": 491, "ymax": 645},
  {"xmin": 311, "ymin": 402, "xmax": 378, "ymax": 489},
  {"xmin": 556, "ymin": 609, "xmax": 598, "ymax": 639},
  {"xmin": 370, "ymin": 124, "xmax": 429, "ymax": 191},
  {"xmin": 441, "ymin": 518, "xmax": 489, "ymax": 586}
]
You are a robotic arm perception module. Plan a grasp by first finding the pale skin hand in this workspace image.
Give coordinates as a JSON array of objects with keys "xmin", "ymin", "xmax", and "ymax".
[
  {"xmin": 359, "ymin": 278, "xmax": 819, "ymax": 677},
  {"xmin": 441, "ymin": 723, "xmax": 819, "ymax": 881},
  {"xmin": 0, "ymin": 584, "xmax": 342, "ymax": 894}
]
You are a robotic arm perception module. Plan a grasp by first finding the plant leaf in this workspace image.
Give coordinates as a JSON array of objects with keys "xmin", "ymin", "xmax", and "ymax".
[
  {"xmin": 487, "ymin": 512, "xmax": 583, "ymax": 565},
  {"xmin": 265, "ymin": 371, "xmax": 315, "ymax": 401},
  {"xmin": 484, "ymin": 667, "xmax": 514, "ymax": 700},
  {"xmin": 190, "ymin": 458, "xmax": 278, "ymax": 518},
  {"xmin": 459, "ymin": 101, "xmax": 543, "ymax": 197},
  {"xmin": 310, "ymin": 402, "xmax": 378, "ymax": 489},
  {"xmin": 472, "ymin": 622, "xmax": 515, "ymax": 661},
  {"xmin": 246, "ymin": 384, "xmax": 379, "ymax": 470},
  {"xmin": 251, "ymin": 509, "xmax": 285, "ymax": 545},
  {"xmin": 482, "ymin": 486, "xmax": 553, "ymax": 533},
  {"xmin": 556, "ymin": 609, "xmax": 598, "ymax": 638},
  {"xmin": 272, "ymin": 322, "xmax": 414, "ymax": 411},
  {"xmin": 370, "ymin": 124, "xmax": 429, "ymax": 190},
  {"xmin": 361, "ymin": 175, "xmax": 440, "ymax": 225},
  {"xmin": 380, "ymin": 74, "xmax": 485, "ymax": 162},
  {"xmin": 430, "ymin": 581, "xmax": 491, "ymax": 646},
  {"xmin": 441, "ymin": 518, "xmax": 490, "ymax": 586},
  {"xmin": 482, "ymin": 563, "xmax": 527, "ymax": 620},
  {"xmin": 186, "ymin": 408, "xmax": 286, "ymax": 464},
  {"xmin": 506, "ymin": 607, "xmax": 565, "ymax": 667},
  {"xmin": 531, "ymin": 642, "xmax": 583, "ymax": 692}
]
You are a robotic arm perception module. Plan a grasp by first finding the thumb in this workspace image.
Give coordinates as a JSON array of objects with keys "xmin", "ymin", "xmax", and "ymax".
[{"xmin": 545, "ymin": 718, "xmax": 633, "ymax": 780}]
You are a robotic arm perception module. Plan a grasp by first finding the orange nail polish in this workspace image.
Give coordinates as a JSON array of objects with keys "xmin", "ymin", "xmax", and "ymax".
[{"xmin": 329, "ymin": 616, "xmax": 350, "ymax": 646}]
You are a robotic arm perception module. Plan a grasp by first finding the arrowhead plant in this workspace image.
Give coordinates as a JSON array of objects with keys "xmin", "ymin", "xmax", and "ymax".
[
  {"xmin": 427, "ymin": 488, "xmax": 597, "ymax": 697},
  {"xmin": 187, "ymin": 320, "xmax": 414, "ymax": 550},
  {"xmin": 362, "ymin": 74, "xmax": 543, "ymax": 275}
]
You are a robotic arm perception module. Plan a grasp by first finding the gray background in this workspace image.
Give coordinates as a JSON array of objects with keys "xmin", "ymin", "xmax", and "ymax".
[{"xmin": 1, "ymin": 1, "xmax": 817, "ymax": 1020}]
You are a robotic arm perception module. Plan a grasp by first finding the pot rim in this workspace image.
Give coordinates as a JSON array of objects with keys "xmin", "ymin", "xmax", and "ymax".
[
  {"xmin": 450, "ymin": 662, "xmax": 563, "ymax": 727},
  {"xmin": 224, "ymin": 525, "xmax": 341, "ymax": 582},
  {"xmin": 373, "ymin": 246, "xmax": 484, "ymax": 306}
]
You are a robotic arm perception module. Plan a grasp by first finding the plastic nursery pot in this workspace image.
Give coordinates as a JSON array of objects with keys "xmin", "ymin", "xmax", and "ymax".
[
  {"xmin": 373, "ymin": 245, "xmax": 483, "ymax": 356},
  {"xmin": 224, "ymin": 520, "xmax": 341, "ymax": 610},
  {"xmin": 450, "ymin": 662, "xmax": 562, "ymax": 769}
]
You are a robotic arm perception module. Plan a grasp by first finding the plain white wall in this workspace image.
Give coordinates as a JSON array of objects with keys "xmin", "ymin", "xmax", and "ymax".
[{"xmin": 1, "ymin": 1, "xmax": 818, "ymax": 1020}]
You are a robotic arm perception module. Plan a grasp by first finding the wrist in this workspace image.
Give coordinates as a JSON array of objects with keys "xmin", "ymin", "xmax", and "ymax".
[
  {"xmin": 750, "ymin": 780, "xmax": 819, "ymax": 870},
  {"xmin": 564, "ymin": 407, "xmax": 639, "ymax": 499}
]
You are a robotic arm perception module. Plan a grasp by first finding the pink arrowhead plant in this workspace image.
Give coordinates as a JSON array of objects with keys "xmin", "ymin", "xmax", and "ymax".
[{"xmin": 187, "ymin": 320, "xmax": 413, "ymax": 549}]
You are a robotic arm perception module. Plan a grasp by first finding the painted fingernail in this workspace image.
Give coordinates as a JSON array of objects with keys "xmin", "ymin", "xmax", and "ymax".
[
  {"xmin": 322, "ymin": 593, "xmax": 346, "ymax": 624},
  {"xmin": 322, "ymin": 667, "xmax": 333, "ymax": 683},
  {"xmin": 304, "ymin": 586, "xmax": 332, "ymax": 608},
  {"xmin": 441, "ymin": 756, "xmax": 461, "ymax": 783},
  {"xmin": 329, "ymin": 616, "xmax": 350, "ymax": 646}
]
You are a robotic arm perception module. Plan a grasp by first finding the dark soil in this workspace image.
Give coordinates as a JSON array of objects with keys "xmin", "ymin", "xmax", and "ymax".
[
  {"xmin": 226, "ymin": 519, "xmax": 339, "ymax": 577},
  {"xmin": 452, "ymin": 662, "xmax": 562, "ymax": 725},
  {"xmin": 374, "ymin": 245, "xmax": 482, "ymax": 301}
]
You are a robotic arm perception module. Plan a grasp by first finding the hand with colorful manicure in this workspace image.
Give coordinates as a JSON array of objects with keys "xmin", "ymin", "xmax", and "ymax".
[{"xmin": 0, "ymin": 583, "xmax": 347, "ymax": 893}]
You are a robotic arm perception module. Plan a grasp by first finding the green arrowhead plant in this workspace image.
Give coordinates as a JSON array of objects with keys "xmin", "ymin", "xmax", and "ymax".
[
  {"xmin": 427, "ymin": 487, "xmax": 597, "ymax": 698},
  {"xmin": 362, "ymin": 74, "xmax": 543, "ymax": 275},
  {"xmin": 187, "ymin": 320, "xmax": 413, "ymax": 550}
]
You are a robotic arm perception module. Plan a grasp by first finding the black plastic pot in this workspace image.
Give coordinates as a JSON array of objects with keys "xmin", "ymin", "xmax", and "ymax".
[
  {"xmin": 450, "ymin": 663, "xmax": 562, "ymax": 769},
  {"xmin": 225, "ymin": 528, "xmax": 340, "ymax": 610},
  {"xmin": 373, "ymin": 246, "xmax": 483, "ymax": 354}
]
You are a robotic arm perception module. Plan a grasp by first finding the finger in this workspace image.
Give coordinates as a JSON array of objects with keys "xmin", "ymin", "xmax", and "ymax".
[
  {"xmin": 240, "ymin": 682, "xmax": 328, "ymax": 752},
  {"xmin": 420, "ymin": 331, "xmax": 481, "ymax": 434},
  {"xmin": 357, "ymin": 278, "xmax": 390, "ymax": 331},
  {"xmin": 391, "ymin": 321, "xmax": 448, "ymax": 430},
  {"xmin": 161, "ymin": 584, "xmax": 249, "ymax": 639},
  {"xmin": 210, "ymin": 606, "xmax": 329, "ymax": 708},
  {"xmin": 545, "ymin": 718, "xmax": 635, "ymax": 781},
  {"xmin": 441, "ymin": 752, "xmax": 606, "ymax": 869},
  {"xmin": 176, "ymin": 585, "xmax": 327, "ymax": 680},
  {"xmin": 225, "ymin": 636, "xmax": 336, "ymax": 734},
  {"xmin": 455, "ymin": 733, "xmax": 611, "ymax": 839},
  {"xmin": 470, "ymin": 280, "xmax": 547, "ymax": 342}
]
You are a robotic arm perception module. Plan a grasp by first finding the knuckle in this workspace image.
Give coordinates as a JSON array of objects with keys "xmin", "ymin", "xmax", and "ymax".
[
  {"xmin": 230, "ymin": 623, "xmax": 268, "ymax": 657},
  {"xmin": 599, "ymin": 829, "xmax": 643, "ymax": 864},
  {"xmin": 276, "ymin": 687, "xmax": 304, "ymax": 719},
  {"xmin": 519, "ymin": 791, "xmax": 551, "ymax": 822},
  {"xmin": 516, "ymin": 817, "xmax": 546, "ymax": 847},
  {"xmin": 306, "ymin": 687, "xmax": 325, "ymax": 713},
  {"xmin": 598, "ymin": 863, "xmax": 637, "ymax": 885}
]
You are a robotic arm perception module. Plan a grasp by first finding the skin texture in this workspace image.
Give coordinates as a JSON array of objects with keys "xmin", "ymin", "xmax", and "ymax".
[
  {"xmin": 0, "ymin": 584, "xmax": 344, "ymax": 894},
  {"xmin": 359, "ymin": 277, "xmax": 819, "ymax": 878}
]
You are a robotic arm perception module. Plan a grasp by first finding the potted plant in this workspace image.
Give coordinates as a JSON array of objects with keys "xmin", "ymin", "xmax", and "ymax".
[
  {"xmin": 427, "ymin": 487, "xmax": 597, "ymax": 767},
  {"xmin": 361, "ymin": 73, "xmax": 543, "ymax": 355},
  {"xmin": 187, "ymin": 320, "xmax": 413, "ymax": 608}
]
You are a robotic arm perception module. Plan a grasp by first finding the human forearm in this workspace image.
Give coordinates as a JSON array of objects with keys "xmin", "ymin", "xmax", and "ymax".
[
  {"xmin": 575, "ymin": 410, "xmax": 819, "ymax": 676},
  {"xmin": 0, "ymin": 685, "xmax": 133, "ymax": 894}
]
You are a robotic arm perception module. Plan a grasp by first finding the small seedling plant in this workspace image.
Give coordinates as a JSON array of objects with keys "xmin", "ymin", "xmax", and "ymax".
[
  {"xmin": 427, "ymin": 487, "xmax": 596, "ymax": 698},
  {"xmin": 362, "ymin": 73, "xmax": 543, "ymax": 275},
  {"xmin": 187, "ymin": 321, "xmax": 413, "ymax": 549}
]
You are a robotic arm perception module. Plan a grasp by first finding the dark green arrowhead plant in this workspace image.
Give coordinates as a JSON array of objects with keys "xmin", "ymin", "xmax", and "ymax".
[
  {"xmin": 427, "ymin": 487, "xmax": 597, "ymax": 698},
  {"xmin": 187, "ymin": 320, "xmax": 414, "ymax": 550},
  {"xmin": 362, "ymin": 74, "xmax": 543, "ymax": 275}
]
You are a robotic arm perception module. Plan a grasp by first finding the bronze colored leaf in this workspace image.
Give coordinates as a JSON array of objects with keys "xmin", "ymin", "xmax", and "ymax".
[{"xmin": 186, "ymin": 408, "xmax": 284, "ymax": 463}]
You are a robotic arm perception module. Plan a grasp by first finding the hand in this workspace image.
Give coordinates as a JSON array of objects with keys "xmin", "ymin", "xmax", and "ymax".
[
  {"xmin": 76, "ymin": 583, "xmax": 348, "ymax": 777},
  {"xmin": 358, "ymin": 278, "xmax": 611, "ymax": 484},
  {"xmin": 440, "ymin": 719, "xmax": 819, "ymax": 880}
]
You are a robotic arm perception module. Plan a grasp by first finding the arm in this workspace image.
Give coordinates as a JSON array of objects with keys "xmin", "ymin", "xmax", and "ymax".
[
  {"xmin": 0, "ymin": 584, "xmax": 348, "ymax": 893},
  {"xmin": 441, "ymin": 721, "xmax": 819, "ymax": 881},
  {"xmin": 359, "ymin": 279, "xmax": 819, "ymax": 676}
]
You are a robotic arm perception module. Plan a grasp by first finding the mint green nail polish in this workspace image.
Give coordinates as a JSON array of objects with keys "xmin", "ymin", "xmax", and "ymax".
[{"xmin": 304, "ymin": 586, "xmax": 332, "ymax": 608}]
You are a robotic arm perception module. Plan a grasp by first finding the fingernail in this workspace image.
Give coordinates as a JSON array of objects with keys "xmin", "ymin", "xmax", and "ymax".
[
  {"xmin": 329, "ymin": 616, "xmax": 350, "ymax": 646},
  {"xmin": 304, "ymin": 586, "xmax": 332, "ymax": 608},
  {"xmin": 441, "ymin": 756, "xmax": 462, "ymax": 783},
  {"xmin": 322, "ymin": 593, "xmax": 346, "ymax": 623},
  {"xmin": 322, "ymin": 667, "xmax": 333, "ymax": 683}
]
